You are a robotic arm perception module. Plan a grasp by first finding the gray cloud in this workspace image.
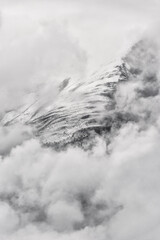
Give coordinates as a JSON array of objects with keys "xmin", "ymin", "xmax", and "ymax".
[
  {"xmin": 0, "ymin": 10, "xmax": 87, "ymax": 114},
  {"xmin": 0, "ymin": 1, "xmax": 160, "ymax": 240}
]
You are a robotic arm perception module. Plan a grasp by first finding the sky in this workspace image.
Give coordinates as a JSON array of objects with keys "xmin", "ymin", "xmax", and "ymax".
[
  {"xmin": 0, "ymin": 0, "xmax": 159, "ymax": 73},
  {"xmin": 0, "ymin": 0, "xmax": 159, "ymax": 113}
]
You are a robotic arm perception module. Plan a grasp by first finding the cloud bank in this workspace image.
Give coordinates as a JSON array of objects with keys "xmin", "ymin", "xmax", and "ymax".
[
  {"xmin": 0, "ymin": 1, "xmax": 160, "ymax": 240},
  {"xmin": 0, "ymin": 9, "xmax": 87, "ymax": 114}
]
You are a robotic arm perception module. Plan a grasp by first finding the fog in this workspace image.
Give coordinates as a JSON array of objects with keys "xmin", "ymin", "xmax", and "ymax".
[{"xmin": 0, "ymin": 0, "xmax": 160, "ymax": 240}]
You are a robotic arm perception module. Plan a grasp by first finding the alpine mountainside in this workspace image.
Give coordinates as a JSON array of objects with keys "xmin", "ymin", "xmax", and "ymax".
[{"xmin": 2, "ymin": 38, "xmax": 159, "ymax": 150}]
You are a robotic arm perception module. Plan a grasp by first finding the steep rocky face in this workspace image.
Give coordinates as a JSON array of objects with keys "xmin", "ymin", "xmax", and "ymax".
[{"xmin": 2, "ymin": 38, "xmax": 160, "ymax": 149}]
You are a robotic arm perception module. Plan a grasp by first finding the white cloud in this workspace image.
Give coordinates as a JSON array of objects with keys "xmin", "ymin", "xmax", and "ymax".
[
  {"xmin": 0, "ymin": 9, "xmax": 87, "ymax": 113},
  {"xmin": 0, "ymin": 1, "xmax": 160, "ymax": 240}
]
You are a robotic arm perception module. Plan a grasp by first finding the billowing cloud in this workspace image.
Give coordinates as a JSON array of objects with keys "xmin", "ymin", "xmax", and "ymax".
[
  {"xmin": 0, "ymin": 1, "xmax": 160, "ymax": 240},
  {"xmin": 0, "ymin": 9, "xmax": 87, "ymax": 113}
]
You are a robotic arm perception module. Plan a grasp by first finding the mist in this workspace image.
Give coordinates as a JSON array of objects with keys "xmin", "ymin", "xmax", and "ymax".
[{"xmin": 0, "ymin": 0, "xmax": 160, "ymax": 240}]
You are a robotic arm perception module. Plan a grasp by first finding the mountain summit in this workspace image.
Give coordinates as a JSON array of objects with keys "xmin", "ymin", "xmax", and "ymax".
[{"xmin": 2, "ymin": 38, "xmax": 160, "ymax": 149}]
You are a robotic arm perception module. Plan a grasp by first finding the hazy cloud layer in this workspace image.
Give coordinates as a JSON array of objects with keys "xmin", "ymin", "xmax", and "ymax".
[
  {"xmin": 0, "ymin": 9, "xmax": 87, "ymax": 113},
  {"xmin": 0, "ymin": 39, "xmax": 160, "ymax": 239},
  {"xmin": 0, "ymin": 1, "xmax": 160, "ymax": 240}
]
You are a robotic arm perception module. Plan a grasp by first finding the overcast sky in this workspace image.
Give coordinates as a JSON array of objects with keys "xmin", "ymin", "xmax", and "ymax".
[
  {"xmin": 1, "ymin": 1, "xmax": 160, "ymax": 240},
  {"xmin": 0, "ymin": 0, "xmax": 159, "ymax": 73}
]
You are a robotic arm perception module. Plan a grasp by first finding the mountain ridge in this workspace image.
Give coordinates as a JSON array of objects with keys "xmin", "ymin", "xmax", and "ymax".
[{"xmin": 2, "ymin": 38, "xmax": 159, "ymax": 150}]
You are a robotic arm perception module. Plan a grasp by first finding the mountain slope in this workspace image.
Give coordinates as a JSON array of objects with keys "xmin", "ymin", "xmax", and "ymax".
[{"xmin": 2, "ymin": 38, "xmax": 159, "ymax": 149}]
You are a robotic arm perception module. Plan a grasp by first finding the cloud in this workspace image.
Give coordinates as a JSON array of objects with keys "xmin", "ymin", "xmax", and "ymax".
[
  {"xmin": 1, "ymin": 0, "xmax": 158, "ymax": 75},
  {"xmin": 1, "ymin": 1, "xmax": 160, "ymax": 240},
  {"xmin": 0, "ymin": 124, "xmax": 32, "ymax": 156},
  {"xmin": 0, "ymin": 10, "xmax": 87, "ymax": 113},
  {"xmin": 1, "ymin": 117, "xmax": 160, "ymax": 239}
]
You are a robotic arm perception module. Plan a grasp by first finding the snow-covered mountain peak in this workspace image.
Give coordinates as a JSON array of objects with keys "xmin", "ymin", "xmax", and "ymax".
[{"xmin": 2, "ymin": 38, "xmax": 160, "ymax": 149}]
